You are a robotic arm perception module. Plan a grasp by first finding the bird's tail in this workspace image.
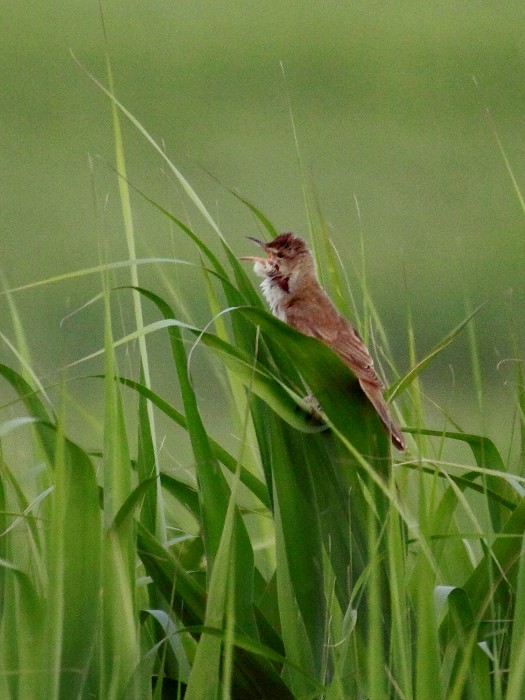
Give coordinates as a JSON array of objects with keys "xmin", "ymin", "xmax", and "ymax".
[{"xmin": 359, "ymin": 380, "xmax": 405, "ymax": 451}]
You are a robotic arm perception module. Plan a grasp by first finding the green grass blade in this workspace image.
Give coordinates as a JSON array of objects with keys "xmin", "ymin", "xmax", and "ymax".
[
  {"xmin": 387, "ymin": 301, "xmax": 488, "ymax": 402},
  {"xmin": 0, "ymin": 562, "xmax": 43, "ymax": 699},
  {"xmin": 414, "ymin": 552, "xmax": 443, "ymax": 700},
  {"xmin": 136, "ymin": 365, "xmax": 158, "ymax": 533},
  {"xmin": 185, "ymin": 449, "xmax": 241, "ymax": 700},
  {"xmin": 73, "ymin": 53, "xmax": 227, "ymax": 242},
  {"xmin": 137, "ymin": 522, "xmax": 207, "ymax": 627},
  {"xmin": 46, "ymin": 424, "xmax": 102, "ymax": 699},
  {"xmin": 506, "ymin": 535, "xmax": 525, "ymax": 700},
  {"xmin": 204, "ymin": 169, "xmax": 279, "ymax": 240}
]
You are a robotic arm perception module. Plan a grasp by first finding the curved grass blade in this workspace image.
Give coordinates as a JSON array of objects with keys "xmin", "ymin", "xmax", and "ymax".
[
  {"xmin": 66, "ymin": 314, "xmax": 324, "ymax": 435},
  {"xmin": 386, "ymin": 301, "xmax": 489, "ymax": 402},
  {"xmin": 160, "ymin": 473, "xmax": 200, "ymax": 518},
  {"xmin": 0, "ymin": 258, "xmax": 186, "ymax": 296},
  {"xmin": 72, "ymin": 52, "xmax": 228, "ymax": 244},
  {"xmin": 0, "ymin": 363, "xmax": 55, "ymax": 462},
  {"xmin": 137, "ymin": 522, "xmax": 207, "ymax": 627},
  {"xmin": 202, "ymin": 167, "xmax": 279, "ymax": 239},
  {"xmin": 406, "ymin": 427, "xmax": 518, "ymax": 521}
]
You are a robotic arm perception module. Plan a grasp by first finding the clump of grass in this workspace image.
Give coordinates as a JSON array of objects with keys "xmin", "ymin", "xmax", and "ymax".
[{"xmin": 0, "ymin": 76, "xmax": 525, "ymax": 700}]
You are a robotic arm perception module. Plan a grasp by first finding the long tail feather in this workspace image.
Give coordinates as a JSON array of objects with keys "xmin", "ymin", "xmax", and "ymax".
[{"xmin": 359, "ymin": 380, "xmax": 405, "ymax": 451}]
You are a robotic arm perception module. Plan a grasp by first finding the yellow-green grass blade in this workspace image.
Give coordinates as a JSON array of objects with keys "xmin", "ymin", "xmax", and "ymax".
[
  {"xmin": 1, "ymin": 257, "xmax": 186, "ymax": 296},
  {"xmin": 166, "ymin": 624, "xmax": 324, "ymax": 696},
  {"xmin": 202, "ymin": 271, "xmax": 304, "ymax": 388},
  {"xmin": 387, "ymin": 507, "xmax": 413, "ymax": 700},
  {"xmin": 0, "ymin": 363, "xmax": 55, "ymax": 463},
  {"xmin": 203, "ymin": 169, "xmax": 279, "ymax": 240},
  {"xmin": 0, "ymin": 454, "xmax": 45, "ymax": 572},
  {"xmin": 436, "ymin": 586, "xmax": 491, "ymax": 700},
  {"xmin": 102, "ymin": 17, "xmax": 164, "ymax": 546},
  {"xmin": 366, "ymin": 505, "xmax": 387, "ymax": 700},
  {"xmin": 0, "ymin": 462, "xmax": 6, "ymax": 633},
  {"xmin": 136, "ymin": 365, "xmax": 158, "ymax": 534},
  {"xmin": 405, "ymin": 428, "xmax": 517, "ymax": 510},
  {"xmin": 101, "ymin": 292, "xmax": 140, "ymax": 698},
  {"xmin": 461, "ymin": 495, "xmax": 525, "ymax": 611},
  {"xmin": 74, "ymin": 53, "xmax": 229, "ymax": 246},
  {"xmin": 137, "ymin": 522, "xmax": 206, "ymax": 627}
]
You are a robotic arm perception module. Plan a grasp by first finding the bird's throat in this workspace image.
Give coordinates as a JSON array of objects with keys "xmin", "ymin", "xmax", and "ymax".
[{"xmin": 261, "ymin": 275, "xmax": 289, "ymax": 321}]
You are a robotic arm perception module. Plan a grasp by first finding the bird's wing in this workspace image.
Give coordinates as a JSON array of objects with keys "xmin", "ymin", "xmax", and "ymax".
[{"xmin": 284, "ymin": 303, "xmax": 383, "ymax": 388}]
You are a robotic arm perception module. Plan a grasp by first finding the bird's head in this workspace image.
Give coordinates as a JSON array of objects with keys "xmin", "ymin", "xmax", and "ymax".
[{"xmin": 240, "ymin": 232, "xmax": 315, "ymax": 289}]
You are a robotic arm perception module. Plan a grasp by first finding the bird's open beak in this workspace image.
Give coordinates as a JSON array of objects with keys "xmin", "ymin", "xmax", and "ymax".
[
  {"xmin": 239, "ymin": 255, "xmax": 267, "ymax": 263},
  {"xmin": 239, "ymin": 236, "xmax": 269, "ymax": 263}
]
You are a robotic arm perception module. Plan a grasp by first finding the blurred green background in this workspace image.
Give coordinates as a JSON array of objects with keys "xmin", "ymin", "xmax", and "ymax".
[{"xmin": 2, "ymin": 1, "xmax": 525, "ymax": 447}]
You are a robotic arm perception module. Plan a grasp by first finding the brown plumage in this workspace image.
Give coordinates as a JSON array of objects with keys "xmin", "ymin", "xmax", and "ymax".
[{"xmin": 241, "ymin": 232, "xmax": 405, "ymax": 451}]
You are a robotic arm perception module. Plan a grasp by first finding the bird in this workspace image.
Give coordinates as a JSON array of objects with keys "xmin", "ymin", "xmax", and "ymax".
[{"xmin": 240, "ymin": 232, "xmax": 405, "ymax": 451}]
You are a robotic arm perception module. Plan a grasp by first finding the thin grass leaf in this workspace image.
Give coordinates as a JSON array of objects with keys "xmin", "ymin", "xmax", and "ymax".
[
  {"xmin": 387, "ymin": 301, "xmax": 489, "ymax": 402},
  {"xmin": 142, "ymin": 609, "xmax": 192, "ymax": 685},
  {"xmin": 136, "ymin": 366, "xmax": 158, "ymax": 534},
  {"xmin": 387, "ymin": 507, "xmax": 413, "ymax": 700},
  {"xmin": 406, "ymin": 427, "xmax": 517, "ymax": 510},
  {"xmin": 73, "ymin": 52, "xmax": 228, "ymax": 244},
  {"xmin": 110, "ymin": 477, "xmax": 158, "ymax": 532},
  {"xmin": 366, "ymin": 511, "xmax": 387, "ymax": 700},
  {"xmin": 203, "ymin": 168, "xmax": 279, "ymax": 240},
  {"xmin": 0, "ymin": 258, "xmax": 186, "ymax": 296},
  {"xmin": 0, "ymin": 463, "xmax": 7, "ymax": 631},
  {"xmin": 165, "ymin": 624, "xmax": 324, "ymax": 697},
  {"xmin": 414, "ymin": 552, "xmax": 443, "ymax": 700},
  {"xmin": 0, "ymin": 363, "xmax": 55, "ymax": 463},
  {"xmin": 102, "ymin": 35, "xmax": 167, "ymax": 549},
  {"xmin": 271, "ymin": 422, "xmax": 327, "ymax": 691},
  {"xmin": 67, "ymin": 313, "xmax": 321, "ymax": 435},
  {"xmin": 101, "ymin": 289, "xmax": 140, "ymax": 699},
  {"xmin": 0, "ymin": 561, "xmax": 43, "ymax": 699}
]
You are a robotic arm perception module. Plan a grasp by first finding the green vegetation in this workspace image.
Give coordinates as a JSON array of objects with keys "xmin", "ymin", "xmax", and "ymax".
[{"xmin": 1, "ymin": 83, "xmax": 525, "ymax": 699}]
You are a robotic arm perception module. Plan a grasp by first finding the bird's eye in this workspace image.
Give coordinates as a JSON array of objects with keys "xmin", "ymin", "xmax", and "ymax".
[{"xmin": 275, "ymin": 252, "xmax": 284, "ymax": 259}]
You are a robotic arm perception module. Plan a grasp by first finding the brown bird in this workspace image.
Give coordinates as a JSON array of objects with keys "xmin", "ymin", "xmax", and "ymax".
[{"xmin": 240, "ymin": 232, "xmax": 405, "ymax": 451}]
